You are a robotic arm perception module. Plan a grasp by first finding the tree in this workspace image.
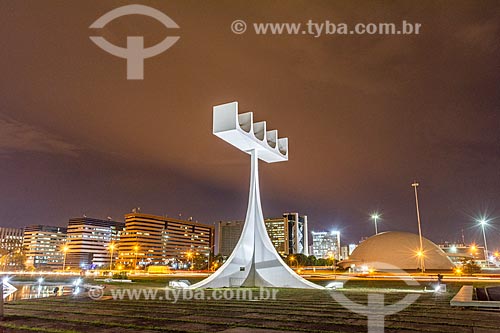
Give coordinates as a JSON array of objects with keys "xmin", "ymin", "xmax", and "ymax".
[
  {"xmin": 9, "ymin": 251, "xmax": 27, "ymax": 270},
  {"xmin": 192, "ymin": 253, "xmax": 210, "ymax": 270},
  {"xmin": 0, "ymin": 249, "xmax": 26, "ymax": 271},
  {"xmin": 306, "ymin": 255, "xmax": 317, "ymax": 266},
  {"xmin": 211, "ymin": 253, "xmax": 225, "ymax": 271}
]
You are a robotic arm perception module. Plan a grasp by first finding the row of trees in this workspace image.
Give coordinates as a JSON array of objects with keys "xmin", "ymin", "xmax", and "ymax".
[
  {"xmin": 180, "ymin": 253, "xmax": 338, "ymax": 271},
  {"xmin": 0, "ymin": 248, "xmax": 482, "ymax": 274},
  {"xmin": 285, "ymin": 253, "xmax": 337, "ymax": 268}
]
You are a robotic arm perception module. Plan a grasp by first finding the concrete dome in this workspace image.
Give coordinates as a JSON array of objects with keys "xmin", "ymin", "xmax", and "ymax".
[{"xmin": 347, "ymin": 231, "xmax": 454, "ymax": 270}]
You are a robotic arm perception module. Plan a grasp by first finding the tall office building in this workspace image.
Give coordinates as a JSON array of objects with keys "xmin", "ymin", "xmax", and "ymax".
[
  {"xmin": 117, "ymin": 213, "xmax": 214, "ymax": 268},
  {"xmin": 218, "ymin": 220, "xmax": 244, "ymax": 257},
  {"xmin": 0, "ymin": 227, "xmax": 24, "ymax": 252},
  {"xmin": 284, "ymin": 213, "xmax": 308, "ymax": 255},
  {"xmin": 218, "ymin": 213, "xmax": 309, "ymax": 256},
  {"xmin": 311, "ymin": 231, "xmax": 341, "ymax": 260},
  {"xmin": 65, "ymin": 217, "xmax": 125, "ymax": 269},
  {"xmin": 23, "ymin": 225, "xmax": 67, "ymax": 270},
  {"xmin": 340, "ymin": 245, "xmax": 349, "ymax": 260},
  {"xmin": 340, "ymin": 243, "xmax": 357, "ymax": 260}
]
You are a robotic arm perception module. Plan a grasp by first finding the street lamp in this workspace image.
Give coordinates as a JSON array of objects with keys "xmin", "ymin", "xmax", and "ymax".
[
  {"xmin": 289, "ymin": 255, "xmax": 296, "ymax": 269},
  {"xmin": 133, "ymin": 245, "xmax": 139, "ymax": 270},
  {"xmin": 371, "ymin": 213, "xmax": 380, "ymax": 235},
  {"xmin": 478, "ymin": 218, "xmax": 489, "ymax": 268},
  {"xmin": 328, "ymin": 252, "xmax": 336, "ymax": 274},
  {"xmin": 411, "ymin": 181, "xmax": 425, "ymax": 273},
  {"xmin": 108, "ymin": 243, "xmax": 116, "ymax": 270},
  {"xmin": 186, "ymin": 251, "xmax": 193, "ymax": 270},
  {"xmin": 62, "ymin": 245, "xmax": 69, "ymax": 272}
]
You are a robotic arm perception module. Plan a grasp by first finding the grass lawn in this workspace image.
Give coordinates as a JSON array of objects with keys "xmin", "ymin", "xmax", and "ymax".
[{"xmin": 2, "ymin": 278, "xmax": 500, "ymax": 333}]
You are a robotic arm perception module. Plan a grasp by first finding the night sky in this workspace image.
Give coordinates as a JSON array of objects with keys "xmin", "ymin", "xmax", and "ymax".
[{"xmin": 1, "ymin": 1, "xmax": 499, "ymax": 248}]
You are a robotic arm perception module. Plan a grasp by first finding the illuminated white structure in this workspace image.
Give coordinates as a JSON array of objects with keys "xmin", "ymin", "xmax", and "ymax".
[
  {"xmin": 312, "ymin": 231, "xmax": 341, "ymax": 260},
  {"xmin": 190, "ymin": 102, "xmax": 321, "ymax": 289}
]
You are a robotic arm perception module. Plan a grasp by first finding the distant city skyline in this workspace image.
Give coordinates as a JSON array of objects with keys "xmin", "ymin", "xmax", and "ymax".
[{"xmin": 6, "ymin": 208, "xmax": 498, "ymax": 252}]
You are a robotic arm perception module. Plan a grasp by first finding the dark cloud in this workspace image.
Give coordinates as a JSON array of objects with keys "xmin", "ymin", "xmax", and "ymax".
[{"xmin": 0, "ymin": 116, "xmax": 78, "ymax": 156}]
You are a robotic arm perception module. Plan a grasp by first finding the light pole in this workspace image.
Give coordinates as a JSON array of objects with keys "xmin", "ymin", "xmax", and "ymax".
[
  {"xmin": 133, "ymin": 245, "xmax": 139, "ymax": 271},
  {"xmin": 371, "ymin": 213, "xmax": 380, "ymax": 235},
  {"xmin": 328, "ymin": 252, "xmax": 335, "ymax": 272},
  {"xmin": 108, "ymin": 243, "xmax": 115, "ymax": 270},
  {"xmin": 478, "ymin": 219, "xmax": 489, "ymax": 268},
  {"xmin": 62, "ymin": 245, "xmax": 69, "ymax": 272},
  {"xmin": 186, "ymin": 251, "xmax": 193, "ymax": 270},
  {"xmin": 411, "ymin": 181, "xmax": 425, "ymax": 273}
]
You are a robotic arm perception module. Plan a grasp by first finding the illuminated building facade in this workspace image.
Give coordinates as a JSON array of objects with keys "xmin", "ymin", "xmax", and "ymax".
[
  {"xmin": 218, "ymin": 213, "xmax": 309, "ymax": 256},
  {"xmin": 0, "ymin": 227, "xmax": 24, "ymax": 252},
  {"xmin": 65, "ymin": 217, "xmax": 124, "ymax": 269},
  {"xmin": 117, "ymin": 213, "xmax": 214, "ymax": 268},
  {"xmin": 311, "ymin": 231, "xmax": 341, "ymax": 260},
  {"xmin": 439, "ymin": 243, "xmax": 486, "ymax": 265},
  {"xmin": 23, "ymin": 225, "xmax": 67, "ymax": 269}
]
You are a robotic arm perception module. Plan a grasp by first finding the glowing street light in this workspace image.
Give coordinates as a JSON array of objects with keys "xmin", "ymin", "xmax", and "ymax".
[
  {"xmin": 328, "ymin": 252, "xmax": 336, "ymax": 274},
  {"xmin": 186, "ymin": 251, "xmax": 193, "ymax": 270},
  {"xmin": 470, "ymin": 244, "xmax": 477, "ymax": 256},
  {"xmin": 133, "ymin": 245, "xmax": 140, "ymax": 270},
  {"xmin": 411, "ymin": 181, "xmax": 425, "ymax": 273},
  {"xmin": 108, "ymin": 243, "xmax": 116, "ymax": 270},
  {"xmin": 62, "ymin": 245, "xmax": 69, "ymax": 272},
  {"xmin": 371, "ymin": 213, "xmax": 380, "ymax": 235},
  {"xmin": 478, "ymin": 218, "xmax": 490, "ymax": 268}
]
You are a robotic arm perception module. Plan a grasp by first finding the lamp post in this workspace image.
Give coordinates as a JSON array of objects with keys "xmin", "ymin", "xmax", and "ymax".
[
  {"xmin": 133, "ymin": 245, "xmax": 139, "ymax": 271},
  {"xmin": 371, "ymin": 213, "xmax": 380, "ymax": 235},
  {"xmin": 411, "ymin": 181, "xmax": 425, "ymax": 273},
  {"xmin": 108, "ymin": 243, "xmax": 115, "ymax": 270},
  {"xmin": 478, "ymin": 219, "xmax": 489, "ymax": 268},
  {"xmin": 328, "ymin": 252, "xmax": 335, "ymax": 272},
  {"xmin": 62, "ymin": 245, "xmax": 69, "ymax": 272},
  {"xmin": 186, "ymin": 251, "xmax": 193, "ymax": 270}
]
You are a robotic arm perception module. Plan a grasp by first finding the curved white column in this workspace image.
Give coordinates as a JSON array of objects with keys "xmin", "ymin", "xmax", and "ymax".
[{"xmin": 190, "ymin": 149, "xmax": 322, "ymax": 289}]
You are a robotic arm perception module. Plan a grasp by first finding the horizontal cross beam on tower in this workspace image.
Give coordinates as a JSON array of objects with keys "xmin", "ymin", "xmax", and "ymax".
[{"xmin": 213, "ymin": 101, "xmax": 288, "ymax": 163}]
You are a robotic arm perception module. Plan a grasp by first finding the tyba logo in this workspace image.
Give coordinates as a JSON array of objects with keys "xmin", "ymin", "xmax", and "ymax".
[{"xmin": 89, "ymin": 4, "xmax": 180, "ymax": 80}]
